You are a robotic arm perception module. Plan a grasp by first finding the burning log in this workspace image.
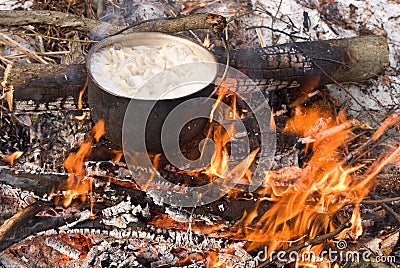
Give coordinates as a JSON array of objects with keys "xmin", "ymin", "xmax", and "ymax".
[
  {"xmin": 0, "ymin": 167, "xmax": 240, "ymax": 253},
  {"xmin": 1, "ymin": 35, "xmax": 388, "ymax": 113},
  {"xmin": 0, "ymin": 164, "xmax": 269, "ymax": 223}
]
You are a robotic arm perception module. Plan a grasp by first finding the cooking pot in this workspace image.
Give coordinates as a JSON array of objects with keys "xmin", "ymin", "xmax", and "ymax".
[{"xmin": 86, "ymin": 32, "xmax": 218, "ymax": 153}]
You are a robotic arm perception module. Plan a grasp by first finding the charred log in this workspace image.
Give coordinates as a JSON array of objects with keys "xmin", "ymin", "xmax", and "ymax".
[{"xmin": 218, "ymin": 35, "xmax": 389, "ymax": 85}]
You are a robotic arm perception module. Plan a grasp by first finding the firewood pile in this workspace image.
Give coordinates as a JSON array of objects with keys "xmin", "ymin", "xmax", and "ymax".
[{"xmin": 0, "ymin": 0, "xmax": 399, "ymax": 267}]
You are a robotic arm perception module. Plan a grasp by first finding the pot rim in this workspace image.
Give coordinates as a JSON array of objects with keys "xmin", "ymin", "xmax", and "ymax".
[{"xmin": 86, "ymin": 32, "xmax": 218, "ymax": 101}]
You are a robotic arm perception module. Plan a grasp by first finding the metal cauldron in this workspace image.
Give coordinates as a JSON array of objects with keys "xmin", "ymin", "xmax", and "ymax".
[{"xmin": 86, "ymin": 32, "xmax": 218, "ymax": 153}]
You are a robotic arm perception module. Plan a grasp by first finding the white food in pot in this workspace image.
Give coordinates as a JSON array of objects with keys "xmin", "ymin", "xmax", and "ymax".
[{"xmin": 90, "ymin": 43, "xmax": 215, "ymax": 99}]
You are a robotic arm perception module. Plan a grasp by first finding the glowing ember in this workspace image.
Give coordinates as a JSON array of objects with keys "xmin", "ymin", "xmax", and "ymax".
[
  {"xmin": 206, "ymin": 251, "xmax": 222, "ymax": 268},
  {"xmin": 148, "ymin": 214, "xmax": 226, "ymax": 235},
  {"xmin": 62, "ymin": 120, "xmax": 105, "ymax": 215},
  {"xmin": 3, "ymin": 150, "xmax": 23, "ymax": 166}
]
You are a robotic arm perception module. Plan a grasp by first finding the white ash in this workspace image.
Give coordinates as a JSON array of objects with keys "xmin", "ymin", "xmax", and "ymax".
[
  {"xmin": 90, "ymin": 43, "xmax": 204, "ymax": 99},
  {"xmin": 59, "ymin": 244, "xmax": 100, "ymax": 268},
  {"xmin": 165, "ymin": 207, "xmax": 191, "ymax": 222},
  {"xmin": 57, "ymin": 210, "xmax": 91, "ymax": 231},
  {"xmin": 0, "ymin": 183, "xmax": 36, "ymax": 222},
  {"xmin": 101, "ymin": 197, "xmax": 147, "ymax": 218},
  {"xmin": 101, "ymin": 198, "xmax": 150, "ymax": 228},
  {"xmin": 102, "ymin": 213, "xmax": 138, "ymax": 229},
  {"xmin": 44, "ymin": 236, "xmax": 82, "ymax": 260},
  {"xmin": 0, "ymin": 252, "xmax": 30, "ymax": 268}
]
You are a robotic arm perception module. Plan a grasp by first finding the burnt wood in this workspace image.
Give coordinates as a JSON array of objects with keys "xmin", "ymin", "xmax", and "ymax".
[{"xmin": 0, "ymin": 165, "xmax": 270, "ymax": 222}]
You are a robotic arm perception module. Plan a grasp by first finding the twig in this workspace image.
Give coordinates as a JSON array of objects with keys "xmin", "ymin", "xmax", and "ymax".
[
  {"xmin": 362, "ymin": 196, "xmax": 400, "ymax": 204},
  {"xmin": 369, "ymin": 194, "xmax": 400, "ymax": 223},
  {"xmin": 23, "ymin": 33, "xmax": 97, "ymax": 43},
  {"xmin": 299, "ymin": 119, "xmax": 367, "ymax": 144},
  {"xmin": 381, "ymin": 203, "xmax": 400, "ymax": 223},
  {"xmin": 257, "ymin": 222, "xmax": 351, "ymax": 268},
  {"xmin": 0, "ymin": 11, "xmax": 226, "ymax": 41},
  {"xmin": 246, "ymin": 26, "xmax": 309, "ymax": 40},
  {"xmin": 313, "ymin": 64, "xmax": 379, "ymax": 125},
  {"xmin": 349, "ymin": 139, "xmax": 383, "ymax": 165},
  {"xmin": 96, "ymin": 0, "xmax": 103, "ymax": 19},
  {"xmin": 3, "ymin": 51, "xmax": 70, "ymax": 60},
  {"xmin": 0, "ymin": 33, "xmax": 48, "ymax": 64},
  {"xmin": 271, "ymin": 0, "xmax": 283, "ymax": 43},
  {"xmin": 226, "ymin": 10, "xmax": 257, "ymax": 25}
]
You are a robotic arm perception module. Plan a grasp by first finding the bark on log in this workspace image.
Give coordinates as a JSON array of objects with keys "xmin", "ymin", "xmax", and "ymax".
[
  {"xmin": 0, "ymin": 36, "xmax": 388, "ymax": 113},
  {"xmin": 4, "ymin": 64, "xmax": 87, "ymax": 112},
  {"xmin": 0, "ymin": 10, "xmax": 225, "ymax": 40}
]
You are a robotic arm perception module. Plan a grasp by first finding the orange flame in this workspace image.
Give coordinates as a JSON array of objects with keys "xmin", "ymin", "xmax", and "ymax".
[
  {"xmin": 204, "ymin": 125, "xmax": 232, "ymax": 178},
  {"xmin": 201, "ymin": 79, "xmax": 257, "ymax": 185},
  {"xmin": 203, "ymin": 34, "xmax": 211, "ymax": 48},
  {"xmin": 4, "ymin": 150, "xmax": 23, "ymax": 166},
  {"xmin": 73, "ymin": 76, "xmax": 89, "ymax": 121},
  {"xmin": 92, "ymin": 119, "xmax": 105, "ymax": 142},
  {"xmin": 206, "ymin": 251, "xmax": 222, "ymax": 268},
  {"xmin": 350, "ymin": 205, "xmax": 363, "ymax": 239},
  {"xmin": 111, "ymin": 149, "xmax": 123, "ymax": 162},
  {"xmin": 62, "ymin": 120, "xmax": 105, "ymax": 214},
  {"xmin": 233, "ymin": 104, "xmax": 396, "ymax": 263}
]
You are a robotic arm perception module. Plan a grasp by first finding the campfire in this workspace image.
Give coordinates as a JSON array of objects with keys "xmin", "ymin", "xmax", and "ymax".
[{"xmin": 1, "ymin": 0, "xmax": 400, "ymax": 267}]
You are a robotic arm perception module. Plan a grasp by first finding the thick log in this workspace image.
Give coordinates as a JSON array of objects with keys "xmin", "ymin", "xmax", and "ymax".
[
  {"xmin": 4, "ymin": 64, "xmax": 87, "ymax": 112},
  {"xmin": 0, "ymin": 167, "xmax": 66, "ymax": 196},
  {"xmin": 222, "ymin": 35, "xmax": 389, "ymax": 85},
  {"xmin": 0, "ymin": 202, "xmax": 88, "ymax": 253},
  {"xmin": 1, "ymin": 36, "xmax": 388, "ymax": 113}
]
